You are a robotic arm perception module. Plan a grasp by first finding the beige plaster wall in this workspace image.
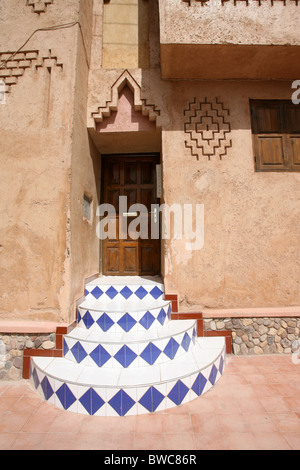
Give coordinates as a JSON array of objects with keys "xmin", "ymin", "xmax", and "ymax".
[
  {"xmin": 159, "ymin": 0, "xmax": 300, "ymax": 46},
  {"xmin": 0, "ymin": 0, "xmax": 92, "ymax": 323}
]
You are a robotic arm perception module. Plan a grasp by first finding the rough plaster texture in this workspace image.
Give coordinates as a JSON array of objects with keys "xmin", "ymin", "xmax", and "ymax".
[
  {"xmin": 0, "ymin": 0, "xmax": 98, "ymax": 323},
  {"xmin": 159, "ymin": 0, "xmax": 300, "ymax": 46}
]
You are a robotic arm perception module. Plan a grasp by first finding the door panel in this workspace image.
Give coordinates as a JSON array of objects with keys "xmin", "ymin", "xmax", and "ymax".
[{"xmin": 102, "ymin": 155, "xmax": 160, "ymax": 276}]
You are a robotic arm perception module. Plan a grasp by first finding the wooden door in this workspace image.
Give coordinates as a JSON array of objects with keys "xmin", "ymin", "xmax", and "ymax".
[{"xmin": 101, "ymin": 155, "xmax": 160, "ymax": 276}]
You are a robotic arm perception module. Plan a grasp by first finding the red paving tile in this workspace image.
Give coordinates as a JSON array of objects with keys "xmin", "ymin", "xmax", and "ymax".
[{"xmin": 0, "ymin": 355, "xmax": 299, "ymax": 450}]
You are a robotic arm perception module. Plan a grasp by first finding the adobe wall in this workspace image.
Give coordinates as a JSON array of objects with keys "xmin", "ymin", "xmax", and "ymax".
[
  {"xmin": 0, "ymin": 0, "xmax": 92, "ymax": 323},
  {"xmin": 159, "ymin": 0, "xmax": 300, "ymax": 46}
]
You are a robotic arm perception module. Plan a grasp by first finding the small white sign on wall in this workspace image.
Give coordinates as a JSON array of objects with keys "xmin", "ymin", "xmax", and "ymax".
[{"xmin": 156, "ymin": 164, "xmax": 162, "ymax": 198}]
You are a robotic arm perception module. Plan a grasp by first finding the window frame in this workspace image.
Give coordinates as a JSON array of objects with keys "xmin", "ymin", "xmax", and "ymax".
[{"xmin": 250, "ymin": 99, "xmax": 300, "ymax": 172}]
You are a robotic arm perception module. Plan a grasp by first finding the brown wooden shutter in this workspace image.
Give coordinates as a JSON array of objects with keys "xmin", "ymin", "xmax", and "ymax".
[
  {"xmin": 250, "ymin": 100, "xmax": 287, "ymax": 171},
  {"xmin": 250, "ymin": 100, "xmax": 300, "ymax": 172}
]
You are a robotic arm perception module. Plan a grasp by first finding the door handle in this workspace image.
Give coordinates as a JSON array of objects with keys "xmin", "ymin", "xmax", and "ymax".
[{"xmin": 122, "ymin": 212, "xmax": 138, "ymax": 217}]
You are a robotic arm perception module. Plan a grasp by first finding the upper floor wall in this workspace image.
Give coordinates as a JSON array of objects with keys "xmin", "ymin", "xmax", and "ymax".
[{"xmin": 159, "ymin": 0, "xmax": 300, "ymax": 79}]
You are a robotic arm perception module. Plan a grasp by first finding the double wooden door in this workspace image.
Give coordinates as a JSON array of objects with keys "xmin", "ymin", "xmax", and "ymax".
[{"xmin": 101, "ymin": 155, "xmax": 160, "ymax": 276}]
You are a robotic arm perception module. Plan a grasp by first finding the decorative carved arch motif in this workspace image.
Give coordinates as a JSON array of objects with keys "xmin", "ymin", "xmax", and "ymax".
[{"xmin": 89, "ymin": 70, "xmax": 161, "ymax": 131}]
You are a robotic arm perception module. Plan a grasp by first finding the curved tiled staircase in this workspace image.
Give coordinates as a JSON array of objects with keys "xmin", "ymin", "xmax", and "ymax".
[{"xmin": 30, "ymin": 277, "xmax": 226, "ymax": 416}]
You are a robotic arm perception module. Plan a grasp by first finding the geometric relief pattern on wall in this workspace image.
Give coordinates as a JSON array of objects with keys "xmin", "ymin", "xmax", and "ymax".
[
  {"xmin": 183, "ymin": 0, "xmax": 299, "ymax": 5},
  {"xmin": 26, "ymin": 0, "xmax": 54, "ymax": 13},
  {"xmin": 0, "ymin": 49, "xmax": 63, "ymax": 94},
  {"xmin": 184, "ymin": 97, "xmax": 232, "ymax": 160}
]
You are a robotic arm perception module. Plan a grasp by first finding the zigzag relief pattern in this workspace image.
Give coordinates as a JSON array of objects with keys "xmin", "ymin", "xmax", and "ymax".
[
  {"xmin": 183, "ymin": 0, "xmax": 299, "ymax": 4},
  {"xmin": 26, "ymin": 0, "xmax": 54, "ymax": 14},
  {"xmin": 90, "ymin": 70, "xmax": 161, "ymax": 130},
  {"xmin": 184, "ymin": 97, "xmax": 232, "ymax": 161},
  {"xmin": 0, "ymin": 50, "xmax": 63, "ymax": 93}
]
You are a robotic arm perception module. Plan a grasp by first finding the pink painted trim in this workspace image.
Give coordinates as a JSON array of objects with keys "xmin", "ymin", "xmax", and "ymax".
[
  {"xmin": 202, "ymin": 306, "xmax": 300, "ymax": 319},
  {"xmin": 0, "ymin": 321, "xmax": 68, "ymax": 334}
]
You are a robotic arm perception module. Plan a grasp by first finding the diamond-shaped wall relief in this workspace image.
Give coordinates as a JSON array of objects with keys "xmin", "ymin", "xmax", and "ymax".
[{"xmin": 184, "ymin": 97, "xmax": 232, "ymax": 161}]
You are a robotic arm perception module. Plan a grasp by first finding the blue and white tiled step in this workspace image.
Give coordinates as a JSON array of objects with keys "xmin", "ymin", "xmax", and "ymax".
[
  {"xmin": 63, "ymin": 319, "xmax": 197, "ymax": 368},
  {"xmin": 31, "ymin": 338, "xmax": 225, "ymax": 416},
  {"xmin": 30, "ymin": 276, "xmax": 226, "ymax": 416}
]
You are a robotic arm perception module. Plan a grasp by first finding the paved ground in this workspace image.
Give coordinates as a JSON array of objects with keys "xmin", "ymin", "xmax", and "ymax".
[{"xmin": 0, "ymin": 354, "xmax": 300, "ymax": 450}]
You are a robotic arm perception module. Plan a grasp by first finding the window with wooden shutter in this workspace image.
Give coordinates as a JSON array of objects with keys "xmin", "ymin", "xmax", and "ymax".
[{"xmin": 250, "ymin": 100, "xmax": 300, "ymax": 172}]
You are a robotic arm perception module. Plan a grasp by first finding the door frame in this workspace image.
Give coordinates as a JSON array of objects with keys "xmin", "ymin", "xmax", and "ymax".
[{"xmin": 100, "ymin": 153, "xmax": 162, "ymax": 276}]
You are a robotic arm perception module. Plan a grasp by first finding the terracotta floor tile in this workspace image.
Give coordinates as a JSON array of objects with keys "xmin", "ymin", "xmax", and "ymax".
[
  {"xmin": 164, "ymin": 432, "xmax": 196, "ymax": 450},
  {"xmin": 270, "ymin": 412, "xmax": 300, "ymax": 432},
  {"xmin": 72, "ymin": 432, "xmax": 108, "ymax": 450},
  {"xmin": 226, "ymin": 432, "xmax": 258, "ymax": 450},
  {"xmin": 0, "ymin": 412, "xmax": 32, "ymax": 433},
  {"xmin": 163, "ymin": 413, "xmax": 193, "ymax": 434},
  {"xmin": 0, "ymin": 433, "xmax": 18, "ymax": 450},
  {"xmin": 39, "ymin": 432, "xmax": 79, "ymax": 450},
  {"xmin": 250, "ymin": 384, "xmax": 278, "ymax": 397},
  {"xmin": 10, "ymin": 432, "xmax": 46, "ymax": 450},
  {"xmin": 11, "ymin": 396, "xmax": 43, "ymax": 414},
  {"xmin": 48, "ymin": 410, "xmax": 85, "ymax": 433},
  {"xmin": 242, "ymin": 412, "xmax": 277, "ymax": 433},
  {"xmin": 100, "ymin": 432, "xmax": 135, "ymax": 450},
  {"xmin": 135, "ymin": 412, "xmax": 163, "ymax": 434},
  {"xmin": 191, "ymin": 412, "xmax": 221, "ymax": 434},
  {"xmin": 194, "ymin": 432, "xmax": 230, "ymax": 450},
  {"xmin": 187, "ymin": 395, "xmax": 217, "ymax": 413},
  {"xmin": 259, "ymin": 396, "xmax": 292, "ymax": 413},
  {"xmin": 252, "ymin": 432, "xmax": 291, "ymax": 450},
  {"xmin": 218, "ymin": 413, "xmax": 249, "ymax": 433},
  {"xmin": 133, "ymin": 432, "xmax": 166, "ymax": 450},
  {"xmin": 282, "ymin": 432, "xmax": 300, "ymax": 450},
  {"xmin": 283, "ymin": 396, "xmax": 300, "ymax": 412},
  {"xmin": 0, "ymin": 396, "xmax": 20, "ymax": 412}
]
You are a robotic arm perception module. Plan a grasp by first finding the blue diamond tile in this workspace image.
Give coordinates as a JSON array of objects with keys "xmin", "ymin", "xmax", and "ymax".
[
  {"xmin": 82, "ymin": 311, "xmax": 94, "ymax": 329},
  {"xmin": 90, "ymin": 344, "xmax": 111, "ymax": 367},
  {"xmin": 191, "ymin": 373, "xmax": 207, "ymax": 397},
  {"xmin": 120, "ymin": 286, "xmax": 133, "ymax": 299},
  {"xmin": 91, "ymin": 286, "xmax": 103, "ymax": 300},
  {"xmin": 150, "ymin": 286, "xmax": 163, "ymax": 299},
  {"xmin": 77, "ymin": 309, "xmax": 82, "ymax": 323},
  {"xmin": 79, "ymin": 388, "xmax": 105, "ymax": 415},
  {"xmin": 219, "ymin": 355, "xmax": 224, "ymax": 375},
  {"xmin": 71, "ymin": 341, "xmax": 88, "ymax": 363},
  {"xmin": 84, "ymin": 289, "xmax": 89, "ymax": 297},
  {"xmin": 157, "ymin": 308, "xmax": 167, "ymax": 326},
  {"xmin": 140, "ymin": 311, "xmax": 155, "ymax": 330},
  {"xmin": 105, "ymin": 286, "xmax": 118, "ymax": 299},
  {"xmin": 181, "ymin": 332, "xmax": 191, "ymax": 352},
  {"xmin": 209, "ymin": 364, "xmax": 218, "ymax": 385},
  {"xmin": 167, "ymin": 304, "xmax": 172, "ymax": 319},
  {"xmin": 117, "ymin": 313, "xmax": 137, "ymax": 332},
  {"xmin": 32, "ymin": 368, "xmax": 40, "ymax": 389},
  {"xmin": 135, "ymin": 286, "xmax": 148, "ymax": 300},
  {"xmin": 163, "ymin": 337, "xmax": 180, "ymax": 360},
  {"xmin": 140, "ymin": 342, "xmax": 161, "ymax": 365},
  {"xmin": 56, "ymin": 383, "xmax": 77, "ymax": 410},
  {"xmin": 63, "ymin": 338, "xmax": 69, "ymax": 357},
  {"xmin": 41, "ymin": 376, "xmax": 54, "ymax": 400},
  {"xmin": 108, "ymin": 390, "xmax": 135, "ymax": 416},
  {"xmin": 139, "ymin": 386, "xmax": 165, "ymax": 413},
  {"xmin": 114, "ymin": 345, "xmax": 137, "ymax": 368},
  {"xmin": 97, "ymin": 313, "xmax": 114, "ymax": 332},
  {"xmin": 168, "ymin": 380, "xmax": 189, "ymax": 406},
  {"xmin": 192, "ymin": 327, "xmax": 197, "ymax": 344}
]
